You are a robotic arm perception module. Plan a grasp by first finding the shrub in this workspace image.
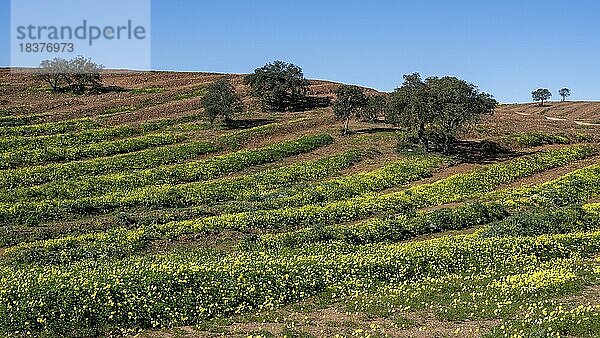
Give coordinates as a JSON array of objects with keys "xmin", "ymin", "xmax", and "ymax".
[{"xmin": 481, "ymin": 205, "xmax": 600, "ymax": 238}]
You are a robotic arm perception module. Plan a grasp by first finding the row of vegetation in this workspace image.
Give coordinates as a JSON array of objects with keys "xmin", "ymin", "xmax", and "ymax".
[
  {"xmin": 0, "ymin": 118, "xmax": 100, "ymax": 137},
  {"xmin": 252, "ymin": 158, "xmax": 600, "ymax": 251},
  {"xmin": 0, "ymin": 133, "xmax": 183, "ymax": 169},
  {"xmin": 0, "ymin": 120, "xmax": 292, "ymax": 191},
  {"xmin": 3, "ymin": 219, "xmax": 599, "ymax": 336},
  {"xmin": 5, "ymin": 145, "xmax": 593, "ymax": 265},
  {"xmin": 0, "ymin": 112, "xmax": 52, "ymax": 128},
  {"xmin": 0, "ymin": 134, "xmax": 334, "ymax": 225},
  {"xmin": 0, "ymin": 125, "xmax": 139, "ymax": 152}
]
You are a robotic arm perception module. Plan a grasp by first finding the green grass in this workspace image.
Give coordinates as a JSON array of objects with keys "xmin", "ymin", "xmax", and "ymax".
[
  {"xmin": 131, "ymin": 87, "xmax": 165, "ymax": 94},
  {"xmin": 27, "ymin": 85, "xmax": 54, "ymax": 93}
]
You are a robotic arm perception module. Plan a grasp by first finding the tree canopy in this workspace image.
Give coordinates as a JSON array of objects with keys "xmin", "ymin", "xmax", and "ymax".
[
  {"xmin": 532, "ymin": 88, "xmax": 552, "ymax": 106},
  {"xmin": 386, "ymin": 73, "xmax": 497, "ymax": 153},
  {"xmin": 35, "ymin": 56, "xmax": 103, "ymax": 94},
  {"xmin": 332, "ymin": 85, "xmax": 367, "ymax": 135},
  {"xmin": 426, "ymin": 76, "xmax": 497, "ymax": 153},
  {"xmin": 202, "ymin": 78, "xmax": 243, "ymax": 126},
  {"xmin": 559, "ymin": 88, "xmax": 571, "ymax": 102},
  {"xmin": 244, "ymin": 61, "xmax": 309, "ymax": 112},
  {"xmin": 361, "ymin": 94, "xmax": 387, "ymax": 123},
  {"xmin": 386, "ymin": 73, "xmax": 433, "ymax": 150}
]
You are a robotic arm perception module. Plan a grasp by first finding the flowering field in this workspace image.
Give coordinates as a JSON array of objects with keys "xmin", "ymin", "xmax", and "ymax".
[{"xmin": 1, "ymin": 73, "xmax": 600, "ymax": 337}]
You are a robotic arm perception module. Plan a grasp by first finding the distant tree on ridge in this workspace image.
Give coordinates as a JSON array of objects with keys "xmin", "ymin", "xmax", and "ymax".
[
  {"xmin": 559, "ymin": 88, "xmax": 571, "ymax": 102},
  {"xmin": 532, "ymin": 88, "xmax": 552, "ymax": 106}
]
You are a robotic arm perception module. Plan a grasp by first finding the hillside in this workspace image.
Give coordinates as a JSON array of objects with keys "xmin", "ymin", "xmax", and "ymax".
[
  {"xmin": 498, "ymin": 101, "xmax": 600, "ymax": 123},
  {"xmin": 0, "ymin": 69, "xmax": 357, "ymax": 125},
  {"xmin": 0, "ymin": 69, "xmax": 599, "ymax": 337}
]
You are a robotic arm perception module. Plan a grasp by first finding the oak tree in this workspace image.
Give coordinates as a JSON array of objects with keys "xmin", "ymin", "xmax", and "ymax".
[
  {"xmin": 333, "ymin": 85, "xmax": 367, "ymax": 135},
  {"xmin": 385, "ymin": 73, "xmax": 433, "ymax": 150},
  {"xmin": 558, "ymin": 88, "xmax": 570, "ymax": 102},
  {"xmin": 532, "ymin": 88, "xmax": 552, "ymax": 106},
  {"xmin": 245, "ymin": 61, "xmax": 309, "ymax": 111},
  {"xmin": 202, "ymin": 78, "xmax": 243, "ymax": 125}
]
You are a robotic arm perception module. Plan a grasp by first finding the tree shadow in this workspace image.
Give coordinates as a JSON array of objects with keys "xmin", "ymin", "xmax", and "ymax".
[
  {"xmin": 93, "ymin": 85, "xmax": 129, "ymax": 94},
  {"xmin": 448, "ymin": 140, "xmax": 519, "ymax": 164},
  {"xmin": 353, "ymin": 127, "xmax": 401, "ymax": 134},
  {"xmin": 288, "ymin": 96, "xmax": 332, "ymax": 112},
  {"xmin": 48, "ymin": 85, "xmax": 129, "ymax": 95}
]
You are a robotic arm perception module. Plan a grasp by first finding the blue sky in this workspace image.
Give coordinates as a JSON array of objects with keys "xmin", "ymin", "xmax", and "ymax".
[{"xmin": 1, "ymin": 0, "xmax": 599, "ymax": 102}]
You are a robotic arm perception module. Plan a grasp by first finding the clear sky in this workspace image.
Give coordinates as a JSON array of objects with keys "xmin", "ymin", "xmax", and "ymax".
[{"xmin": 1, "ymin": 0, "xmax": 599, "ymax": 102}]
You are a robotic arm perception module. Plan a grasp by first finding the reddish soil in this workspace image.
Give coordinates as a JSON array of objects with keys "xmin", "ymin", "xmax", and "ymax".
[{"xmin": 478, "ymin": 102, "xmax": 600, "ymax": 138}]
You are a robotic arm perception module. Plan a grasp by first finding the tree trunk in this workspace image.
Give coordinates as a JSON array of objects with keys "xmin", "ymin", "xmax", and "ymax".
[
  {"xmin": 417, "ymin": 123, "xmax": 429, "ymax": 151},
  {"xmin": 343, "ymin": 116, "xmax": 350, "ymax": 135},
  {"xmin": 443, "ymin": 134, "xmax": 450, "ymax": 154}
]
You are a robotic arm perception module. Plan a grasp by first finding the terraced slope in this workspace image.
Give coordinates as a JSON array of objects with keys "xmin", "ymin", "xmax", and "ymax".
[{"xmin": 0, "ymin": 69, "xmax": 599, "ymax": 337}]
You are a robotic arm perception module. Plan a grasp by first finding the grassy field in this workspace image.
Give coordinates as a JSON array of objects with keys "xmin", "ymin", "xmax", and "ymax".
[{"xmin": 1, "ymin": 70, "xmax": 600, "ymax": 337}]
